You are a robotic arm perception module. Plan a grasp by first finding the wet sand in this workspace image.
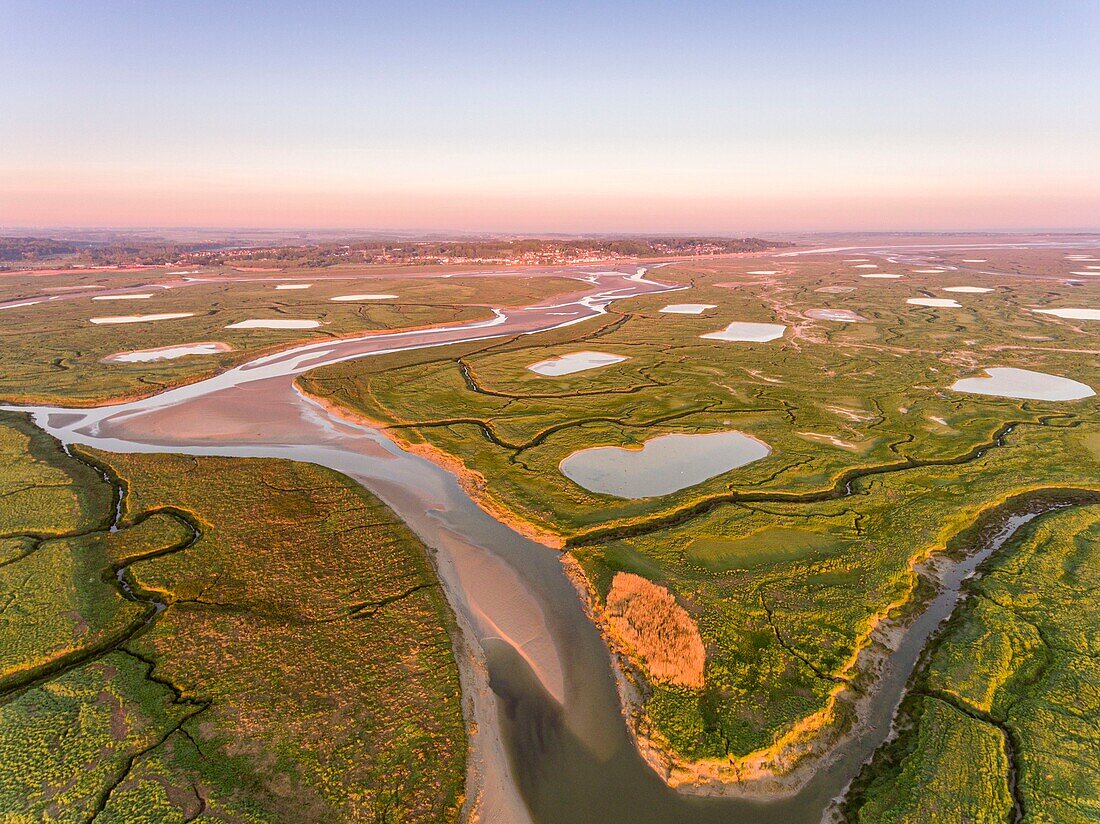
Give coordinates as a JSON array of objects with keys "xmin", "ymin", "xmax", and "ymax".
[{"xmin": 103, "ymin": 342, "xmax": 233, "ymax": 363}]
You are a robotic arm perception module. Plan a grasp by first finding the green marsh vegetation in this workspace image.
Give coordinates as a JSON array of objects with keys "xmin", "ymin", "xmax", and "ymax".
[
  {"xmin": 300, "ymin": 256, "xmax": 1100, "ymax": 770},
  {"xmin": 0, "ymin": 411, "xmax": 466, "ymax": 821},
  {"xmin": 844, "ymin": 504, "xmax": 1100, "ymax": 823},
  {"xmin": 0, "ymin": 267, "xmax": 582, "ymax": 406}
]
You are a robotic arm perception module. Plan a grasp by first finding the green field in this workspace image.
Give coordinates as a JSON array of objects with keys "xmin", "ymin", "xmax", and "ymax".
[
  {"xmin": 300, "ymin": 255, "xmax": 1100, "ymax": 767},
  {"xmin": 845, "ymin": 504, "xmax": 1100, "ymax": 823},
  {"xmin": 686, "ymin": 528, "xmax": 847, "ymax": 572},
  {"xmin": 0, "ymin": 411, "xmax": 466, "ymax": 821}
]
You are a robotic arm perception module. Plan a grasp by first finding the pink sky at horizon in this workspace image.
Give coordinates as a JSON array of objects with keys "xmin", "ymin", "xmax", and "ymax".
[
  {"xmin": 3, "ymin": 2, "xmax": 1098, "ymax": 234},
  {"xmin": 5, "ymin": 173, "xmax": 1099, "ymax": 234}
]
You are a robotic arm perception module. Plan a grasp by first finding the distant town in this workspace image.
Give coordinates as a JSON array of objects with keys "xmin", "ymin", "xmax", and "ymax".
[{"xmin": 0, "ymin": 234, "xmax": 789, "ymax": 270}]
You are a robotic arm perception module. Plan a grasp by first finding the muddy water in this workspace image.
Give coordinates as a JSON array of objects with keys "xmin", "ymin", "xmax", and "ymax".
[{"xmin": 4, "ymin": 268, "xmax": 1071, "ymax": 823}]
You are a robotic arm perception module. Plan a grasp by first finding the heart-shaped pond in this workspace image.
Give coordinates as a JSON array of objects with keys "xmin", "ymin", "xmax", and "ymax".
[{"xmin": 560, "ymin": 431, "xmax": 771, "ymax": 498}]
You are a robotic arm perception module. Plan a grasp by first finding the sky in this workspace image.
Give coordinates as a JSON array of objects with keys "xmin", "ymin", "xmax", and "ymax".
[{"xmin": 1, "ymin": 0, "xmax": 1098, "ymax": 233}]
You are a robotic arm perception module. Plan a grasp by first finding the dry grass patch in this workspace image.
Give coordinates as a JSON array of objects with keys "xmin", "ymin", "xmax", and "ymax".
[{"xmin": 606, "ymin": 572, "xmax": 705, "ymax": 689}]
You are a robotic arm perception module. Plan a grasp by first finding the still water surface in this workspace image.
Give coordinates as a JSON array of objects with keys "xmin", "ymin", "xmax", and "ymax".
[{"xmin": 560, "ymin": 431, "xmax": 770, "ymax": 498}]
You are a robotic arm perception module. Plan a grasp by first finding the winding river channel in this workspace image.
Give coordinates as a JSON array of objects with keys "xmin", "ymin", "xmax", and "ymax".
[{"xmin": 6, "ymin": 264, "xmax": 1083, "ymax": 823}]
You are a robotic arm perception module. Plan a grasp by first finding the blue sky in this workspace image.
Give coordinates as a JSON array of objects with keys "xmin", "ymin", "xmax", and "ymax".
[{"xmin": 1, "ymin": 0, "xmax": 1097, "ymax": 231}]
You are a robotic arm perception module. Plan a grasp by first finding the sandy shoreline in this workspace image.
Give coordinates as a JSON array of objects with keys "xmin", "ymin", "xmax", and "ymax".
[
  {"xmin": 560, "ymin": 553, "xmax": 904, "ymax": 800},
  {"xmin": 298, "ymin": 386, "xmax": 566, "ymax": 550}
]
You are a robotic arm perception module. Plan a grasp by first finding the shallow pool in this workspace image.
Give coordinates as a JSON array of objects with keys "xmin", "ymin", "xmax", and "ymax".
[
  {"xmin": 104, "ymin": 342, "xmax": 233, "ymax": 363},
  {"xmin": 1034, "ymin": 308, "xmax": 1100, "ymax": 320},
  {"xmin": 527, "ymin": 351, "xmax": 628, "ymax": 376},
  {"xmin": 805, "ymin": 308, "xmax": 868, "ymax": 322},
  {"xmin": 659, "ymin": 304, "xmax": 717, "ymax": 314},
  {"xmin": 89, "ymin": 313, "xmax": 194, "ymax": 324},
  {"xmin": 226, "ymin": 319, "xmax": 321, "ymax": 329},
  {"xmin": 700, "ymin": 321, "xmax": 786, "ymax": 342},
  {"xmin": 560, "ymin": 430, "xmax": 771, "ymax": 498},
  {"xmin": 330, "ymin": 293, "xmax": 398, "ymax": 301},
  {"xmin": 908, "ymin": 298, "xmax": 961, "ymax": 308},
  {"xmin": 950, "ymin": 367, "xmax": 1095, "ymax": 401}
]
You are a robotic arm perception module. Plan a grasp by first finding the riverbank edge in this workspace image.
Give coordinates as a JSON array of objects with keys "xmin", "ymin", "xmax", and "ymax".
[
  {"xmin": 558, "ymin": 486, "xmax": 1100, "ymax": 801},
  {"xmin": 292, "ymin": 386, "xmax": 538, "ymax": 823},
  {"xmin": 296, "ymin": 385, "xmax": 567, "ymax": 550},
  {"xmin": 835, "ymin": 489, "xmax": 1100, "ymax": 820}
]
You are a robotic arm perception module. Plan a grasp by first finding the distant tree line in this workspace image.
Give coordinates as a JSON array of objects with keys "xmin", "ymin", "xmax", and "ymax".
[{"xmin": 0, "ymin": 237, "xmax": 90, "ymax": 261}]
